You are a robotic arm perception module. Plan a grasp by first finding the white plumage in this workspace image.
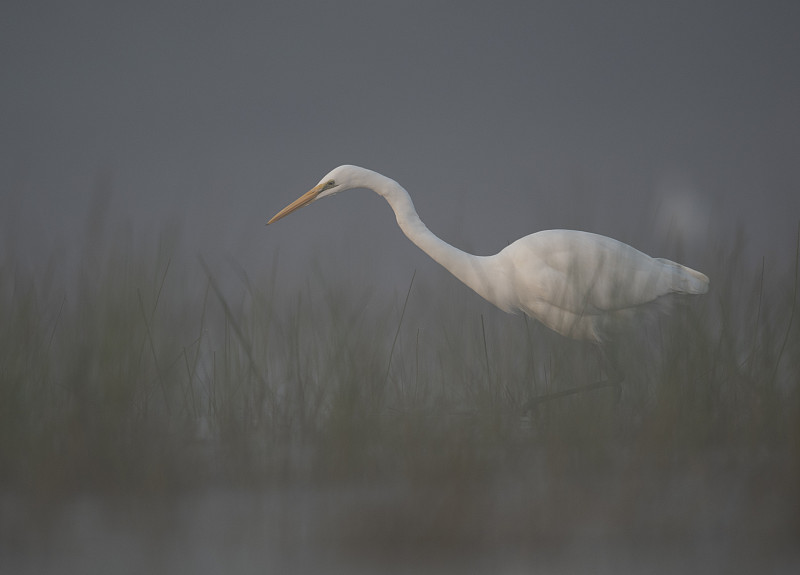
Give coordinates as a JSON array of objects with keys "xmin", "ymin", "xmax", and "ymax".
[{"xmin": 269, "ymin": 165, "xmax": 709, "ymax": 344}]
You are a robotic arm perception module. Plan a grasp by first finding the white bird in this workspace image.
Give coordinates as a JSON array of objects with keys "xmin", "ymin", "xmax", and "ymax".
[{"xmin": 269, "ymin": 165, "xmax": 709, "ymax": 403}]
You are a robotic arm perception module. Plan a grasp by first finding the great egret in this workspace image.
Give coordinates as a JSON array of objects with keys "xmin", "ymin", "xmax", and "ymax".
[{"xmin": 269, "ymin": 165, "xmax": 709, "ymax": 404}]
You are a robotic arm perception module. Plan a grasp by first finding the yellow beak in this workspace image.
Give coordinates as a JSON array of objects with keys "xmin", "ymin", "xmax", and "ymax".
[{"xmin": 267, "ymin": 183, "xmax": 325, "ymax": 225}]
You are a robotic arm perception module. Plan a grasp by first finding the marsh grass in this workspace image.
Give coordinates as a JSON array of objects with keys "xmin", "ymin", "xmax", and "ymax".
[{"xmin": 1, "ymin": 220, "xmax": 798, "ymax": 571}]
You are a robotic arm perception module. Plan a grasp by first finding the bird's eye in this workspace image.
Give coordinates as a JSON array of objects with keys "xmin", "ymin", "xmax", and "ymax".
[{"xmin": 327, "ymin": 180, "xmax": 335, "ymax": 187}]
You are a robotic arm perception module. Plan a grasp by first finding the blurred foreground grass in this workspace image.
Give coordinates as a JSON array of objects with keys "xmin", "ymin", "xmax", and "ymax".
[{"xmin": 1, "ymin": 223, "xmax": 798, "ymax": 573}]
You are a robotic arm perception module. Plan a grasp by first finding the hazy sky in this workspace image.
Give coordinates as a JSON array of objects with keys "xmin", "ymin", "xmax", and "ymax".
[{"xmin": 2, "ymin": 1, "xmax": 798, "ymax": 291}]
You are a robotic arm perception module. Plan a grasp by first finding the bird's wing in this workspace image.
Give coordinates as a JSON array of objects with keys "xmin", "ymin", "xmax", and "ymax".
[{"xmin": 507, "ymin": 230, "xmax": 703, "ymax": 315}]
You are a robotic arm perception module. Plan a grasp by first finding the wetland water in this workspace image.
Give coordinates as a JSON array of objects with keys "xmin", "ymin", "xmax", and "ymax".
[{"xmin": 3, "ymin": 447, "xmax": 797, "ymax": 574}]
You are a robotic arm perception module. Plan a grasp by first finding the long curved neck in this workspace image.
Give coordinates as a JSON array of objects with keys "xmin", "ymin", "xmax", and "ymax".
[{"xmin": 363, "ymin": 171, "xmax": 505, "ymax": 309}]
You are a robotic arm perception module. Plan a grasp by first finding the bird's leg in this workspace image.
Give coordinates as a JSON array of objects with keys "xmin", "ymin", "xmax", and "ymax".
[
  {"xmin": 521, "ymin": 344, "xmax": 624, "ymax": 413},
  {"xmin": 521, "ymin": 378, "xmax": 621, "ymax": 412}
]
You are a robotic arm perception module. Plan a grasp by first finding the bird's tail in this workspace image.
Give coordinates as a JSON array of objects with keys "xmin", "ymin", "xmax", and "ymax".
[{"xmin": 655, "ymin": 258, "xmax": 710, "ymax": 294}]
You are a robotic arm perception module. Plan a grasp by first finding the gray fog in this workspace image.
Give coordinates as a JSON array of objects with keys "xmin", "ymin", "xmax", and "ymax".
[
  {"xmin": 2, "ymin": 1, "xmax": 799, "ymax": 288},
  {"xmin": 3, "ymin": 3, "xmax": 800, "ymax": 573}
]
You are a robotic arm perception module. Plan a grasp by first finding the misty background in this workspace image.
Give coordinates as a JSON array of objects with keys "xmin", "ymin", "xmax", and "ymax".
[
  {"xmin": 2, "ymin": 0, "xmax": 799, "ymax": 296},
  {"xmin": 3, "ymin": 3, "xmax": 800, "ymax": 573}
]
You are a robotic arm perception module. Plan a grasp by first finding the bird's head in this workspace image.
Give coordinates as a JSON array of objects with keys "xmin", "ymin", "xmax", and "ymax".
[{"xmin": 268, "ymin": 165, "xmax": 370, "ymax": 224}]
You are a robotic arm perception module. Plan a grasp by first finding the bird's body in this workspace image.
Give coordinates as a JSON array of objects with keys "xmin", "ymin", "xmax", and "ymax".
[
  {"xmin": 485, "ymin": 229, "xmax": 708, "ymax": 341},
  {"xmin": 269, "ymin": 165, "xmax": 709, "ymax": 344}
]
